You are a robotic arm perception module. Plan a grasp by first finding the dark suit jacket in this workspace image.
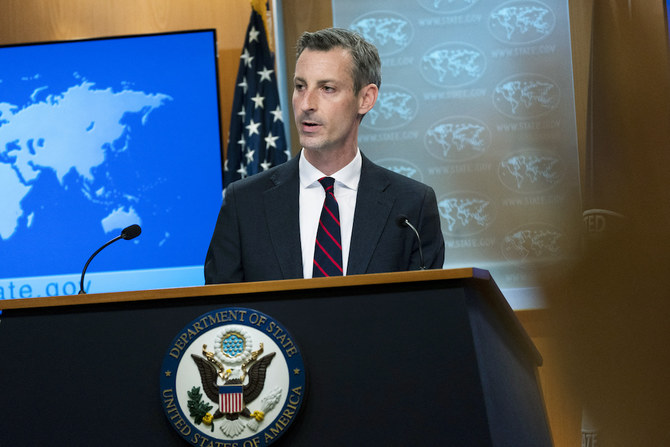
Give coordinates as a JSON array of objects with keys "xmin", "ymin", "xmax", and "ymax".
[{"xmin": 204, "ymin": 153, "xmax": 445, "ymax": 283}]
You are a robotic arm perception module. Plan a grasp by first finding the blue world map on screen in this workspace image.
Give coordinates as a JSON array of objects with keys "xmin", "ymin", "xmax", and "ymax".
[
  {"xmin": 0, "ymin": 31, "xmax": 223, "ymax": 297},
  {"xmin": 1, "ymin": 80, "xmax": 171, "ymax": 239}
]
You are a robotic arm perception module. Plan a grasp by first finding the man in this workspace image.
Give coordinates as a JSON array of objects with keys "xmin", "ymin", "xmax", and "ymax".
[{"xmin": 204, "ymin": 28, "xmax": 444, "ymax": 284}]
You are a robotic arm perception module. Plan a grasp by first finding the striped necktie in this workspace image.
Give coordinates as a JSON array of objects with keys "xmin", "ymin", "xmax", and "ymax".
[{"xmin": 313, "ymin": 177, "xmax": 343, "ymax": 277}]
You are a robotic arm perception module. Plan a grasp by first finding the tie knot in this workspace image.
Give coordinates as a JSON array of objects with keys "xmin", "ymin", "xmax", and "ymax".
[{"xmin": 318, "ymin": 177, "xmax": 335, "ymax": 191}]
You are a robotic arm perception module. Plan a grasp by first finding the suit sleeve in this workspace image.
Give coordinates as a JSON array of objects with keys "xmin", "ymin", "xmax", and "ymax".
[
  {"xmin": 418, "ymin": 185, "xmax": 445, "ymax": 269},
  {"xmin": 204, "ymin": 183, "xmax": 244, "ymax": 284}
]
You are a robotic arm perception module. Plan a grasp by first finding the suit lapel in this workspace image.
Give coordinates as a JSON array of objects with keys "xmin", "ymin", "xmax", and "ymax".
[
  {"xmin": 347, "ymin": 156, "xmax": 395, "ymax": 275},
  {"xmin": 263, "ymin": 157, "xmax": 304, "ymax": 279}
]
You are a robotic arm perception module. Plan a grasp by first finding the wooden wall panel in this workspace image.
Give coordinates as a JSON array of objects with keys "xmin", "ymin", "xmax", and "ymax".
[
  {"xmin": 568, "ymin": 0, "xmax": 594, "ymax": 188},
  {"xmin": 279, "ymin": 0, "xmax": 333, "ymax": 156},
  {"xmin": 518, "ymin": 310, "xmax": 581, "ymax": 446}
]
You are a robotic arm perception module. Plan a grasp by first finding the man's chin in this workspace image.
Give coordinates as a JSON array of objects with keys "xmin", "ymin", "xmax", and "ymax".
[{"xmin": 299, "ymin": 137, "xmax": 329, "ymax": 152}]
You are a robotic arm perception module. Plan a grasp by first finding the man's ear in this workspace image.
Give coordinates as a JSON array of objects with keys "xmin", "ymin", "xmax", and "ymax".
[{"xmin": 357, "ymin": 83, "xmax": 379, "ymax": 115}]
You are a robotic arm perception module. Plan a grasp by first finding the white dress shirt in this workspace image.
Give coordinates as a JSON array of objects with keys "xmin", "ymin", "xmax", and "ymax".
[{"xmin": 299, "ymin": 149, "xmax": 362, "ymax": 278}]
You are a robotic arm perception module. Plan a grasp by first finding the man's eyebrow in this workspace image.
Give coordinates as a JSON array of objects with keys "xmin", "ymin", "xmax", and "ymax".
[{"xmin": 293, "ymin": 76, "xmax": 340, "ymax": 86}]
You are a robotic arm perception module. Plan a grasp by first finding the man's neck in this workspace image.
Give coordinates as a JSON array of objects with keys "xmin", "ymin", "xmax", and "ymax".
[{"xmin": 302, "ymin": 145, "xmax": 358, "ymax": 176}]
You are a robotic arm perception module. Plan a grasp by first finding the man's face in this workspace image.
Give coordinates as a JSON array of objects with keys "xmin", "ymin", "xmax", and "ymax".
[{"xmin": 292, "ymin": 48, "xmax": 364, "ymax": 154}]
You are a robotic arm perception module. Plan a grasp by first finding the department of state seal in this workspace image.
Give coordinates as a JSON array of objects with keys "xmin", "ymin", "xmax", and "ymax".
[{"xmin": 160, "ymin": 307, "xmax": 306, "ymax": 446}]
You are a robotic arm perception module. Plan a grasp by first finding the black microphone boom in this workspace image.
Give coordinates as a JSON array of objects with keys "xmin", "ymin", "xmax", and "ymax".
[
  {"xmin": 78, "ymin": 224, "xmax": 142, "ymax": 294},
  {"xmin": 396, "ymin": 215, "xmax": 426, "ymax": 270}
]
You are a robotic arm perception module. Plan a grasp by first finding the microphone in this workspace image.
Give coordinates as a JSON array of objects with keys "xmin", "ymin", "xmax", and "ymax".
[
  {"xmin": 78, "ymin": 224, "xmax": 142, "ymax": 294},
  {"xmin": 396, "ymin": 215, "xmax": 426, "ymax": 270}
]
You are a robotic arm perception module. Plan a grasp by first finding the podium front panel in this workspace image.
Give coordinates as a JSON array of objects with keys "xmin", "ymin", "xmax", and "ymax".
[{"xmin": 0, "ymin": 274, "xmax": 550, "ymax": 446}]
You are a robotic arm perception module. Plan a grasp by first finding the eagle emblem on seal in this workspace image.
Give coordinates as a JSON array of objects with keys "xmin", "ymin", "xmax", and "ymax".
[{"xmin": 189, "ymin": 327, "xmax": 281, "ymax": 437}]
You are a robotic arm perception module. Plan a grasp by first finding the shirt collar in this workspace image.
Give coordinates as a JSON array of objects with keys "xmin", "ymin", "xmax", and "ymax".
[{"xmin": 299, "ymin": 148, "xmax": 362, "ymax": 191}]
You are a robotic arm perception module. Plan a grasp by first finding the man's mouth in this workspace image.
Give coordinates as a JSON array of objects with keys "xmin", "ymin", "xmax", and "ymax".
[{"xmin": 301, "ymin": 120, "xmax": 321, "ymax": 131}]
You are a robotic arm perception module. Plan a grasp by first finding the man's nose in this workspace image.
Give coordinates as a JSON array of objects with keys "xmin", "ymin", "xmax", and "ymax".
[{"xmin": 299, "ymin": 89, "xmax": 317, "ymax": 112}]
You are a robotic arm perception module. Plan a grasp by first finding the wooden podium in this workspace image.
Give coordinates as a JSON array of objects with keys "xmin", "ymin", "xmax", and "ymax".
[{"xmin": 0, "ymin": 268, "xmax": 551, "ymax": 446}]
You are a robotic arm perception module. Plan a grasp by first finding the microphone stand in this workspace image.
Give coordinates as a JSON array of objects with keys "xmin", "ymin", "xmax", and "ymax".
[
  {"xmin": 78, "ymin": 224, "xmax": 142, "ymax": 294},
  {"xmin": 78, "ymin": 235, "xmax": 123, "ymax": 294}
]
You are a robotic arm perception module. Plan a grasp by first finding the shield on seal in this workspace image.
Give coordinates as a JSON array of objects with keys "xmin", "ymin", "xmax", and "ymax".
[{"xmin": 219, "ymin": 383, "xmax": 244, "ymax": 413}]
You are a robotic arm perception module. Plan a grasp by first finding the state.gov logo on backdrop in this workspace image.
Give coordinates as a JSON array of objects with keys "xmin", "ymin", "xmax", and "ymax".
[{"xmin": 160, "ymin": 308, "xmax": 306, "ymax": 446}]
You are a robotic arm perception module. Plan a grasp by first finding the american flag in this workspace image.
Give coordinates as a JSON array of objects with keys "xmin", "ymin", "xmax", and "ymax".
[
  {"xmin": 223, "ymin": 2, "xmax": 289, "ymax": 188},
  {"xmin": 219, "ymin": 383, "xmax": 245, "ymax": 413}
]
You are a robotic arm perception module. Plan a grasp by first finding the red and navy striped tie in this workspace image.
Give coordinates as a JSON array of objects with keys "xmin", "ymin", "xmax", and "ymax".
[{"xmin": 313, "ymin": 177, "xmax": 343, "ymax": 277}]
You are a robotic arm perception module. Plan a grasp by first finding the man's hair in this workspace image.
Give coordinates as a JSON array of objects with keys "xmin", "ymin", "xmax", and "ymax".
[{"xmin": 296, "ymin": 27, "xmax": 382, "ymax": 94}]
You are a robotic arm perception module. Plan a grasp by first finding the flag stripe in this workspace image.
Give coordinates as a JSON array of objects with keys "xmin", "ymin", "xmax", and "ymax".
[{"xmin": 219, "ymin": 385, "xmax": 244, "ymax": 413}]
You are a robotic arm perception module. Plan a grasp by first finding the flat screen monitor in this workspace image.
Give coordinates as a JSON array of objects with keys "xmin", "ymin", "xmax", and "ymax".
[{"xmin": 0, "ymin": 30, "xmax": 223, "ymax": 298}]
